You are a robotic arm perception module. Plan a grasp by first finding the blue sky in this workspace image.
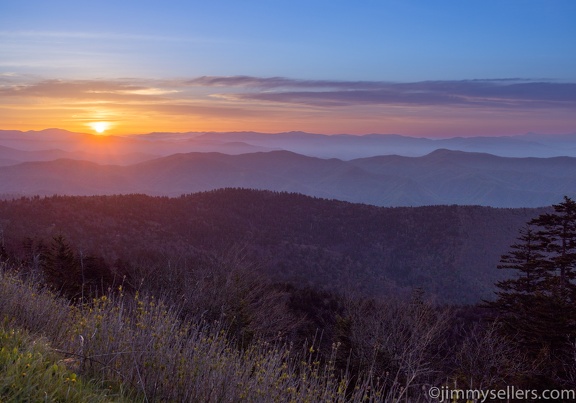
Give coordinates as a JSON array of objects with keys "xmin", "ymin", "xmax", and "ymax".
[{"xmin": 1, "ymin": 0, "xmax": 575, "ymax": 135}]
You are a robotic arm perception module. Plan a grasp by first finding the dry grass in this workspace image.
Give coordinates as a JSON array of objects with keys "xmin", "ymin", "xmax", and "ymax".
[{"xmin": 0, "ymin": 266, "xmax": 386, "ymax": 402}]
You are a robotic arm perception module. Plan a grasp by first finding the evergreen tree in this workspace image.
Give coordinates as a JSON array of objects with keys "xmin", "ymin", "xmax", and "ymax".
[
  {"xmin": 490, "ymin": 196, "xmax": 576, "ymax": 386},
  {"xmin": 530, "ymin": 196, "xmax": 576, "ymax": 300},
  {"xmin": 491, "ymin": 226, "xmax": 545, "ymax": 348},
  {"xmin": 41, "ymin": 235, "xmax": 81, "ymax": 297}
]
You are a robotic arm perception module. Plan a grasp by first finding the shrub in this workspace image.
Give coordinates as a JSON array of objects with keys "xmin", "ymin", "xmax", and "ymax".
[{"xmin": 0, "ymin": 267, "xmax": 385, "ymax": 401}]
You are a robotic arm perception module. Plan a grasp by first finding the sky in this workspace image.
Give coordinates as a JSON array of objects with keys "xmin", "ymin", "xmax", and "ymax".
[{"xmin": 1, "ymin": 0, "xmax": 575, "ymax": 137}]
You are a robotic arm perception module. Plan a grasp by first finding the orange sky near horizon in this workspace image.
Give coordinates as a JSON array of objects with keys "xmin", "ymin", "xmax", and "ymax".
[{"xmin": 2, "ymin": 76, "xmax": 575, "ymax": 137}]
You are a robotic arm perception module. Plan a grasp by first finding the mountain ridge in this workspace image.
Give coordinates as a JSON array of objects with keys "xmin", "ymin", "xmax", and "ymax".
[
  {"xmin": 3, "ymin": 128, "xmax": 576, "ymax": 159},
  {"xmin": 0, "ymin": 148, "xmax": 573, "ymax": 207}
]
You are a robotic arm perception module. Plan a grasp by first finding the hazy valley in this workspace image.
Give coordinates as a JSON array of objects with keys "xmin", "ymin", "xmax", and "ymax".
[{"xmin": 1, "ymin": 129, "xmax": 576, "ymax": 207}]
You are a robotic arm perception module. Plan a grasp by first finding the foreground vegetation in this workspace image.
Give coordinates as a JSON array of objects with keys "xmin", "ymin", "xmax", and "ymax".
[
  {"xmin": 0, "ymin": 320, "xmax": 130, "ymax": 402},
  {"xmin": 1, "ymin": 191, "xmax": 576, "ymax": 400},
  {"xmin": 1, "ymin": 267, "xmax": 394, "ymax": 401}
]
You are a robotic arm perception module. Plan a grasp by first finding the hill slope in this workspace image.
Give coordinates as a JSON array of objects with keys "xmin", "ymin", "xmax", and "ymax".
[{"xmin": 0, "ymin": 189, "xmax": 544, "ymax": 303}]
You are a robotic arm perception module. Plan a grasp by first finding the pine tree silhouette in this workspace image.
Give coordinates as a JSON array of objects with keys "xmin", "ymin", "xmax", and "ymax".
[{"xmin": 489, "ymin": 196, "xmax": 576, "ymax": 386}]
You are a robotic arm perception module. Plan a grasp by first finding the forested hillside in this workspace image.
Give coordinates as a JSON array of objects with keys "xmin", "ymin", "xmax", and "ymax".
[
  {"xmin": 3, "ymin": 189, "xmax": 576, "ymax": 399},
  {"xmin": 0, "ymin": 189, "xmax": 543, "ymax": 303}
]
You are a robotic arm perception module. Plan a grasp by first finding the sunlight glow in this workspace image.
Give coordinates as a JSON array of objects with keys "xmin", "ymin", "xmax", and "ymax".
[{"xmin": 89, "ymin": 121, "xmax": 110, "ymax": 134}]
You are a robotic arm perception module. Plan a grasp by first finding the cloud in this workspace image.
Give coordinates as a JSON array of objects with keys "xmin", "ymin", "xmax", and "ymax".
[
  {"xmin": 186, "ymin": 75, "xmax": 383, "ymax": 90},
  {"xmin": 120, "ymin": 102, "xmax": 269, "ymax": 119},
  {"xmin": 204, "ymin": 77, "xmax": 576, "ymax": 109},
  {"xmin": 5, "ymin": 76, "xmax": 574, "ymax": 110},
  {"xmin": 3, "ymin": 75, "xmax": 575, "ymax": 135},
  {"xmin": 184, "ymin": 76, "xmax": 576, "ymax": 109},
  {"xmin": 0, "ymin": 79, "xmax": 176, "ymax": 102},
  {"xmin": 0, "ymin": 77, "xmax": 287, "ymax": 124}
]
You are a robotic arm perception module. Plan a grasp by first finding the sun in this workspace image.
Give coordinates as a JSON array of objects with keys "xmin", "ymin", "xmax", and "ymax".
[{"xmin": 89, "ymin": 121, "xmax": 110, "ymax": 134}]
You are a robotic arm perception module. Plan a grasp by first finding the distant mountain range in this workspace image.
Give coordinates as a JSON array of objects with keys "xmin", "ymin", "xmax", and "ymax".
[
  {"xmin": 189, "ymin": 131, "xmax": 576, "ymax": 159},
  {"xmin": 2, "ymin": 128, "xmax": 576, "ymax": 161},
  {"xmin": 0, "ymin": 148, "xmax": 574, "ymax": 207},
  {"xmin": 1, "ymin": 128, "xmax": 575, "ymax": 207}
]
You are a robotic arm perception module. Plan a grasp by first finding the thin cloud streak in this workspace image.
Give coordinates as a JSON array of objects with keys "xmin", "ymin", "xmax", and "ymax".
[
  {"xmin": 2, "ymin": 75, "xmax": 575, "ymax": 136},
  {"xmin": 5, "ymin": 76, "xmax": 575, "ymax": 108},
  {"xmin": 0, "ymin": 79, "xmax": 177, "ymax": 102},
  {"xmin": 205, "ymin": 77, "xmax": 576, "ymax": 109},
  {"xmin": 186, "ymin": 76, "xmax": 382, "ymax": 90}
]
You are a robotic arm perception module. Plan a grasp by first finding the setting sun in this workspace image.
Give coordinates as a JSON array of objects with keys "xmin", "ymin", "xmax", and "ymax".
[{"xmin": 89, "ymin": 121, "xmax": 110, "ymax": 134}]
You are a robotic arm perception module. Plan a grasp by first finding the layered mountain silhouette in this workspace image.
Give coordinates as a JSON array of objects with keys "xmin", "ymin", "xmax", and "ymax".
[
  {"xmin": 3, "ymin": 128, "xmax": 576, "ymax": 161},
  {"xmin": 0, "ymin": 148, "xmax": 574, "ymax": 207},
  {"xmin": 2, "ymin": 128, "xmax": 575, "ymax": 207}
]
